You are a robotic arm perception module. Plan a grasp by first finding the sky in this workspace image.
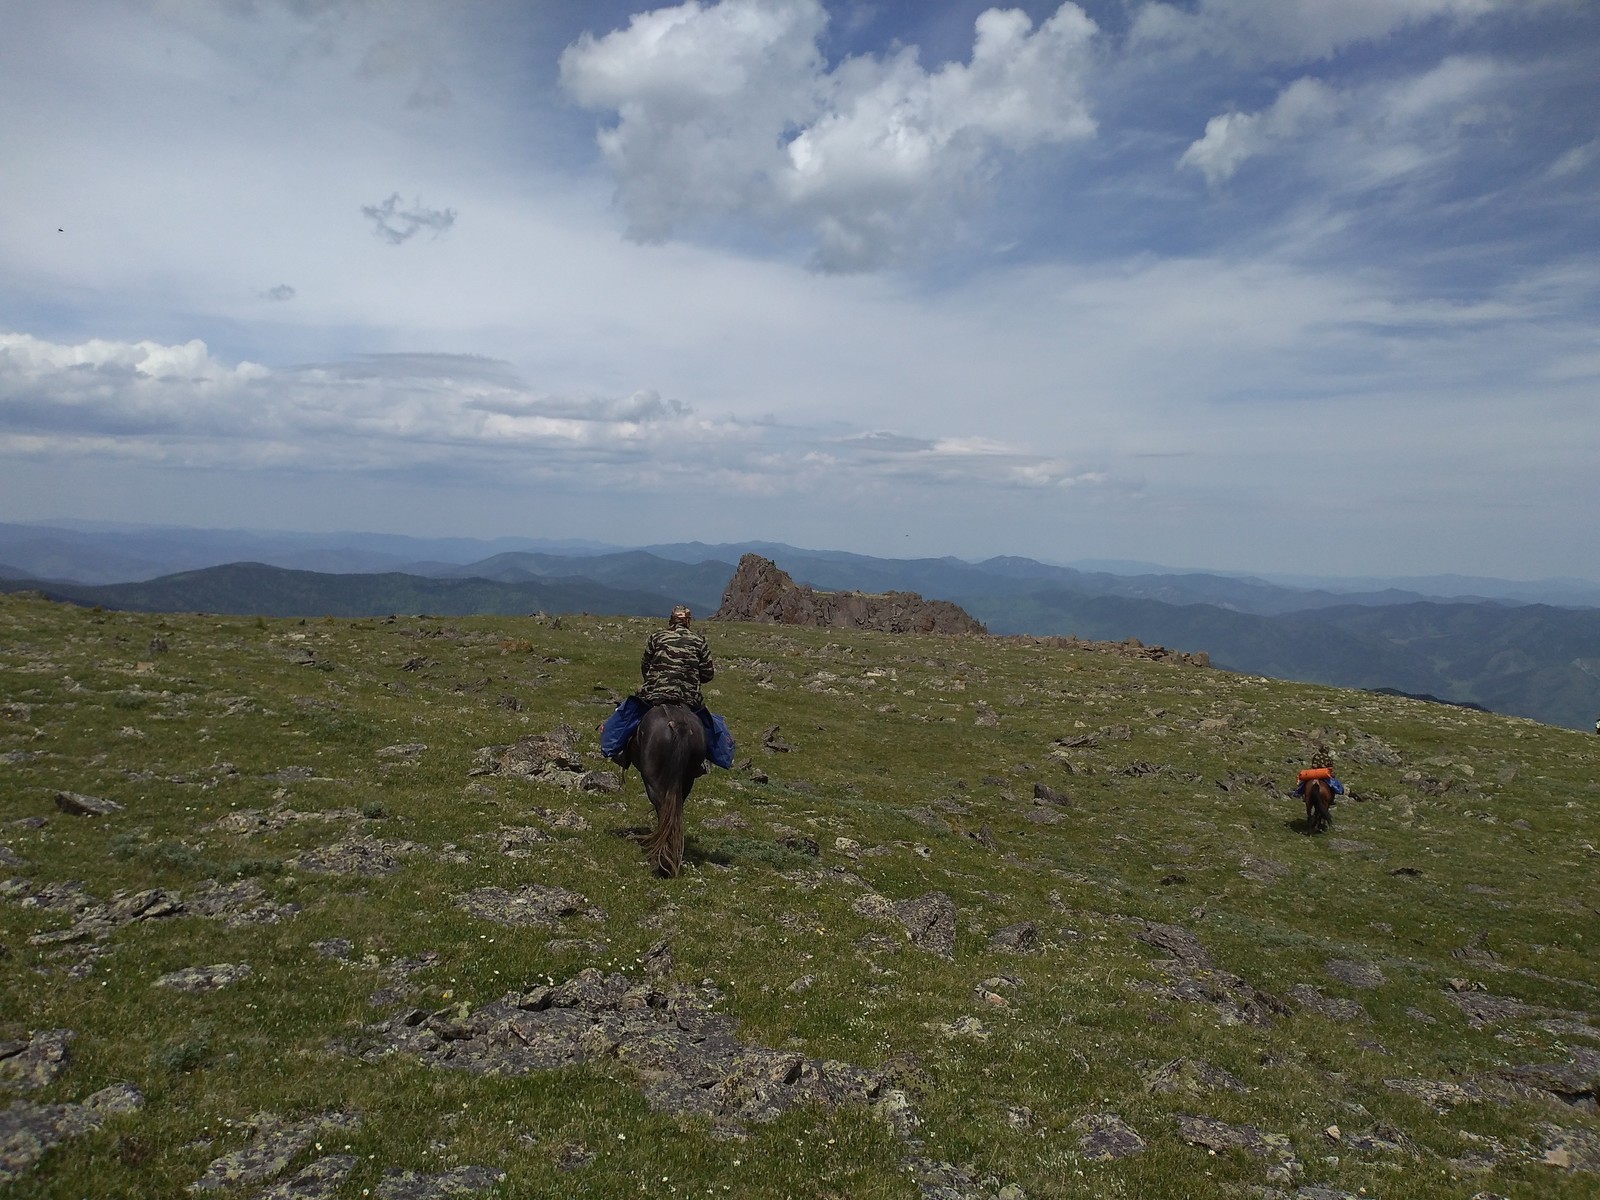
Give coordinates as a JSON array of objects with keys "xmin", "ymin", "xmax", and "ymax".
[{"xmin": 2, "ymin": 0, "xmax": 1598, "ymax": 580}]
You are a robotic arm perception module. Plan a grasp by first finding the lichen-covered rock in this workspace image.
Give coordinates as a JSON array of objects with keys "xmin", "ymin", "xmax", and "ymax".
[
  {"xmin": 987, "ymin": 922, "xmax": 1039, "ymax": 954},
  {"xmin": 1173, "ymin": 1112, "xmax": 1293, "ymax": 1159},
  {"xmin": 54, "ymin": 791, "xmax": 124, "ymax": 816},
  {"xmin": 1073, "ymin": 1112, "xmax": 1146, "ymax": 1160},
  {"xmin": 336, "ymin": 968, "xmax": 890, "ymax": 1135},
  {"xmin": 1143, "ymin": 1057, "xmax": 1247, "ymax": 1098},
  {"xmin": 376, "ymin": 1164, "xmax": 506, "ymax": 1198},
  {"xmin": 0, "ymin": 1083, "xmax": 144, "ymax": 1184},
  {"xmin": 188, "ymin": 1111, "xmax": 360, "ymax": 1193},
  {"xmin": 255, "ymin": 1153, "xmax": 358, "ymax": 1199},
  {"xmin": 853, "ymin": 891, "xmax": 957, "ymax": 958},
  {"xmin": 453, "ymin": 885, "xmax": 605, "ymax": 927},
  {"xmin": 0, "ymin": 1029, "xmax": 72, "ymax": 1092},
  {"xmin": 290, "ymin": 837, "xmax": 424, "ymax": 877},
  {"xmin": 156, "ymin": 963, "xmax": 254, "ymax": 992},
  {"xmin": 1288, "ymin": 984, "xmax": 1370, "ymax": 1023}
]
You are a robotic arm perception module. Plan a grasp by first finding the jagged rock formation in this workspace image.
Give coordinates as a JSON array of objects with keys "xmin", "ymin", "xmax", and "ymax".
[
  {"xmin": 712, "ymin": 553, "xmax": 1210, "ymax": 665},
  {"xmin": 712, "ymin": 554, "xmax": 985, "ymax": 635}
]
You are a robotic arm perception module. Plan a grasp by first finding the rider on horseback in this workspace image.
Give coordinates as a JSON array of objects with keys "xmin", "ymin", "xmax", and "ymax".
[
  {"xmin": 602, "ymin": 606, "xmax": 735, "ymax": 771},
  {"xmin": 1292, "ymin": 743, "xmax": 1346, "ymax": 799}
]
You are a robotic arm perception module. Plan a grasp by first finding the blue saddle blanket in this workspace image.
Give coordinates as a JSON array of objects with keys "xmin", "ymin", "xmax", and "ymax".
[
  {"xmin": 1293, "ymin": 776, "xmax": 1345, "ymax": 797},
  {"xmin": 601, "ymin": 697, "xmax": 735, "ymax": 768}
]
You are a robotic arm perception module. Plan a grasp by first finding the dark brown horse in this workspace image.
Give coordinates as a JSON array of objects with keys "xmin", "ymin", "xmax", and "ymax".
[
  {"xmin": 630, "ymin": 703, "xmax": 707, "ymax": 876},
  {"xmin": 1304, "ymin": 776, "xmax": 1333, "ymax": 834}
]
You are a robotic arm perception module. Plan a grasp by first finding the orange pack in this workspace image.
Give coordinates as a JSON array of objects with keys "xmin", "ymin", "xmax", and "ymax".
[{"xmin": 1297, "ymin": 767, "xmax": 1333, "ymax": 783}]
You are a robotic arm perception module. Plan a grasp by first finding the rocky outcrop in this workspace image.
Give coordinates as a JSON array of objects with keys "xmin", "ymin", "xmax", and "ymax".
[{"xmin": 712, "ymin": 555, "xmax": 985, "ymax": 635}]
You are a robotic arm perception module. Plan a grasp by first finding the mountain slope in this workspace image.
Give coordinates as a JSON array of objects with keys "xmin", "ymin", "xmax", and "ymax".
[{"xmin": 3, "ymin": 591, "xmax": 1598, "ymax": 1198}]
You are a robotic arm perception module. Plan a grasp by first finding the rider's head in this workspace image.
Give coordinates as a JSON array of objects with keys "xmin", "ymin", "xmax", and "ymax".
[{"xmin": 669, "ymin": 605, "xmax": 692, "ymax": 628}]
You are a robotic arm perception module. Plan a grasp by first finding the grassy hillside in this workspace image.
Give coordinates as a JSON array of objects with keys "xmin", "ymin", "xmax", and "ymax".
[
  {"xmin": 2, "ymin": 593, "xmax": 1597, "ymax": 1198},
  {"xmin": 966, "ymin": 589, "xmax": 1600, "ymax": 732}
]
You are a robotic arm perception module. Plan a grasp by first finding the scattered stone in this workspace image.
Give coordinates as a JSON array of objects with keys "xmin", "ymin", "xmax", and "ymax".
[
  {"xmin": 376, "ymin": 743, "xmax": 427, "ymax": 760},
  {"xmin": 1287, "ymin": 985, "xmax": 1369, "ymax": 1023},
  {"xmin": 1237, "ymin": 854, "xmax": 1289, "ymax": 885},
  {"xmin": 189, "ymin": 1111, "xmax": 361, "ymax": 1193},
  {"xmin": 1452, "ymin": 930, "xmax": 1500, "ymax": 962},
  {"xmin": 256, "ymin": 1154, "xmax": 358, "ymax": 1199},
  {"xmin": 1073, "ymin": 1112, "xmax": 1145, "ymax": 1160},
  {"xmin": 453, "ymin": 885, "xmax": 605, "ymax": 928},
  {"xmin": 376, "ymin": 1164, "xmax": 507, "ymax": 1198},
  {"xmin": 1493, "ymin": 1046, "xmax": 1600, "ymax": 1109},
  {"xmin": 987, "ymin": 922, "xmax": 1039, "ymax": 954},
  {"xmin": 852, "ymin": 892, "xmax": 957, "ymax": 958},
  {"xmin": 338, "ymin": 968, "xmax": 890, "ymax": 1134},
  {"xmin": 1032, "ymin": 782, "xmax": 1070, "ymax": 807},
  {"xmin": 554, "ymin": 1141, "xmax": 593, "ymax": 1171},
  {"xmin": 487, "ymin": 826, "xmax": 552, "ymax": 858},
  {"xmin": 1143, "ymin": 1057, "xmax": 1247, "ymax": 1098},
  {"xmin": 639, "ymin": 939, "xmax": 672, "ymax": 979},
  {"xmin": 579, "ymin": 771, "xmax": 622, "ymax": 795},
  {"xmin": 53, "ymin": 791, "xmax": 123, "ymax": 817},
  {"xmin": 1382, "ymin": 1077, "xmax": 1486, "ymax": 1112},
  {"xmin": 186, "ymin": 878, "xmax": 301, "ymax": 928},
  {"xmin": 0, "ymin": 1083, "xmax": 146, "ymax": 1184},
  {"xmin": 0, "ymin": 1029, "xmax": 72, "ymax": 1091},
  {"xmin": 156, "ymin": 963, "xmax": 254, "ymax": 993},
  {"xmin": 760, "ymin": 725, "xmax": 793, "ymax": 753},
  {"xmin": 1173, "ymin": 1112, "xmax": 1294, "ymax": 1159},
  {"xmin": 204, "ymin": 804, "xmax": 361, "ymax": 836},
  {"xmin": 290, "ymin": 837, "xmax": 425, "ymax": 877},
  {"xmin": 1131, "ymin": 922, "xmax": 1285, "ymax": 1028},
  {"xmin": 1324, "ymin": 960, "xmax": 1385, "ymax": 989},
  {"xmin": 776, "ymin": 832, "xmax": 820, "ymax": 857},
  {"xmin": 473, "ymin": 726, "xmax": 588, "ymax": 784},
  {"xmin": 1536, "ymin": 1122, "xmax": 1600, "ymax": 1171},
  {"xmin": 1343, "ymin": 1122, "xmax": 1419, "ymax": 1156},
  {"xmin": 1447, "ymin": 990, "xmax": 1584, "ymax": 1028},
  {"xmin": 931, "ymin": 1016, "xmax": 990, "ymax": 1040}
]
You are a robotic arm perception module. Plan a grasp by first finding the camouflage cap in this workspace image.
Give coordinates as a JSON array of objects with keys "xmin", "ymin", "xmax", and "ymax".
[{"xmin": 669, "ymin": 605, "xmax": 692, "ymax": 627}]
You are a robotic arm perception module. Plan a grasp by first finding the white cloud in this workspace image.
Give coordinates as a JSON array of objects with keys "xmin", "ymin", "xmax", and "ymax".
[
  {"xmin": 1179, "ymin": 77, "xmax": 1337, "ymax": 187},
  {"xmin": 0, "ymin": 331, "xmax": 1103, "ymax": 496},
  {"xmin": 1180, "ymin": 57, "xmax": 1509, "ymax": 192},
  {"xmin": 560, "ymin": 0, "xmax": 1099, "ymax": 270}
]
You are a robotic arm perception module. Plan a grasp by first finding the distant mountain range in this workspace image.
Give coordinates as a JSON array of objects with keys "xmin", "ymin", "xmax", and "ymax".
[{"xmin": 2, "ymin": 521, "xmax": 1597, "ymax": 731}]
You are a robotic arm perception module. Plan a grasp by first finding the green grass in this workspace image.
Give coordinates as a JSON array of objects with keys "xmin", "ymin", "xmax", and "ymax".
[{"xmin": 1, "ymin": 593, "xmax": 1597, "ymax": 1198}]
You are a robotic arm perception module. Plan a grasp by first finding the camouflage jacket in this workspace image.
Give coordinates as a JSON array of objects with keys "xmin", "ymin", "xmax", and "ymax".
[{"xmin": 638, "ymin": 626, "xmax": 715, "ymax": 707}]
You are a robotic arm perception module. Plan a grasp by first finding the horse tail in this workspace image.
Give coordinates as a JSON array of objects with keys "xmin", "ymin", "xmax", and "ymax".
[{"xmin": 644, "ymin": 782, "xmax": 685, "ymax": 876}]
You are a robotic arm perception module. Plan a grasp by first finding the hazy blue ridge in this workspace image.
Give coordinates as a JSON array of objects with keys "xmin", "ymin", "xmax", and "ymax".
[
  {"xmin": 413, "ymin": 550, "xmax": 735, "ymax": 614},
  {"xmin": 0, "ymin": 562, "xmax": 675, "ymax": 620}
]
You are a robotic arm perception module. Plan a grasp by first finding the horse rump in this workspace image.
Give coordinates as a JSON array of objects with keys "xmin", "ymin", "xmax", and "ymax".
[
  {"xmin": 1304, "ymin": 777, "xmax": 1333, "ymax": 834},
  {"xmin": 633, "ymin": 703, "xmax": 708, "ymax": 876}
]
